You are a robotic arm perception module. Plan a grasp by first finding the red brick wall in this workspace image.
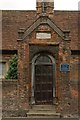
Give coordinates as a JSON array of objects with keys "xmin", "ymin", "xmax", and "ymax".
[
  {"xmin": 2, "ymin": 10, "xmax": 79, "ymax": 118},
  {"xmin": 2, "ymin": 10, "xmax": 79, "ymax": 50},
  {"xmin": 2, "ymin": 80, "xmax": 29, "ymax": 117},
  {"xmin": 2, "ymin": 80, "xmax": 18, "ymax": 117},
  {"xmin": 2, "ymin": 10, "xmax": 36, "ymax": 50}
]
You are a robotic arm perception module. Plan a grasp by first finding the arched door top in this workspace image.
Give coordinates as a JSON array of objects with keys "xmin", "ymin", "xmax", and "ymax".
[
  {"xmin": 32, "ymin": 53, "xmax": 55, "ymax": 64},
  {"xmin": 35, "ymin": 55, "xmax": 52, "ymax": 64}
]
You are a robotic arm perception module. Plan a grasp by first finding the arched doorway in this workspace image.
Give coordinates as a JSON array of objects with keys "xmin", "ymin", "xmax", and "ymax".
[{"xmin": 31, "ymin": 53, "xmax": 56, "ymax": 105}]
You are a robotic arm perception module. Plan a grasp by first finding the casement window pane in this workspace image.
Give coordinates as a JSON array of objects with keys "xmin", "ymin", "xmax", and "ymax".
[
  {"xmin": 0, "ymin": 63, "xmax": 2, "ymax": 76},
  {"xmin": 0, "ymin": 62, "xmax": 6, "ymax": 78}
]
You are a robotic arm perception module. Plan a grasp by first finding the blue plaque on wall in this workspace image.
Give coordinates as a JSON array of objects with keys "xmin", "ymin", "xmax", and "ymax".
[{"xmin": 60, "ymin": 64, "xmax": 70, "ymax": 72}]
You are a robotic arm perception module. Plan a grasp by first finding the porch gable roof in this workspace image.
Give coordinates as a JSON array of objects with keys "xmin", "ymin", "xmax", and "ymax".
[{"xmin": 18, "ymin": 16, "xmax": 69, "ymax": 41}]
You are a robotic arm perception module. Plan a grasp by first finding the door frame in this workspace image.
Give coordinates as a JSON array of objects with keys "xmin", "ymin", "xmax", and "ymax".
[{"xmin": 31, "ymin": 53, "xmax": 56, "ymax": 105}]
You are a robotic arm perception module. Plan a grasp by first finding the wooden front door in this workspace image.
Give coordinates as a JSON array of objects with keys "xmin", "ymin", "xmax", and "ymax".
[{"xmin": 34, "ymin": 55, "xmax": 53, "ymax": 104}]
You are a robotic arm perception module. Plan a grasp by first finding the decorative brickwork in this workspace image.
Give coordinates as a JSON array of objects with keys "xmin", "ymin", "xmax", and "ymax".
[{"xmin": 1, "ymin": 0, "xmax": 80, "ymax": 118}]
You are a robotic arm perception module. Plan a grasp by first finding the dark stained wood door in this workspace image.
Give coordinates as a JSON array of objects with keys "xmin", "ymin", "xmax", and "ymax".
[{"xmin": 35, "ymin": 64, "xmax": 53, "ymax": 104}]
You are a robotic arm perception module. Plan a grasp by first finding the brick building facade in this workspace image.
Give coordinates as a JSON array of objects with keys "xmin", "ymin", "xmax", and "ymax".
[{"xmin": 1, "ymin": 0, "xmax": 80, "ymax": 118}]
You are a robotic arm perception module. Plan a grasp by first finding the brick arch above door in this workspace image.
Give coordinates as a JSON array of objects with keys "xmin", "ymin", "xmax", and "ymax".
[{"xmin": 29, "ymin": 44, "xmax": 59, "ymax": 62}]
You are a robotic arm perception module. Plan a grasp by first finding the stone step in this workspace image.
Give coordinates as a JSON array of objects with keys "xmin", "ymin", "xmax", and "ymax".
[
  {"xmin": 31, "ymin": 105, "xmax": 56, "ymax": 110},
  {"xmin": 27, "ymin": 116, "xmax": 60, "ymax": 118},
  {"xmin": 30, "ymin": 109, "xmax": 55, "ymax": 112},
  {"xmin": 2, "ymin": 117, "xmax": 61, "ymax": 120},
  {"xmin": 27, "ymin": 111, "xmax": 60, "ymax": 118},
  {"xmin": 27, "ymin": 105, "xmax": 60, "ymax": 118}
]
